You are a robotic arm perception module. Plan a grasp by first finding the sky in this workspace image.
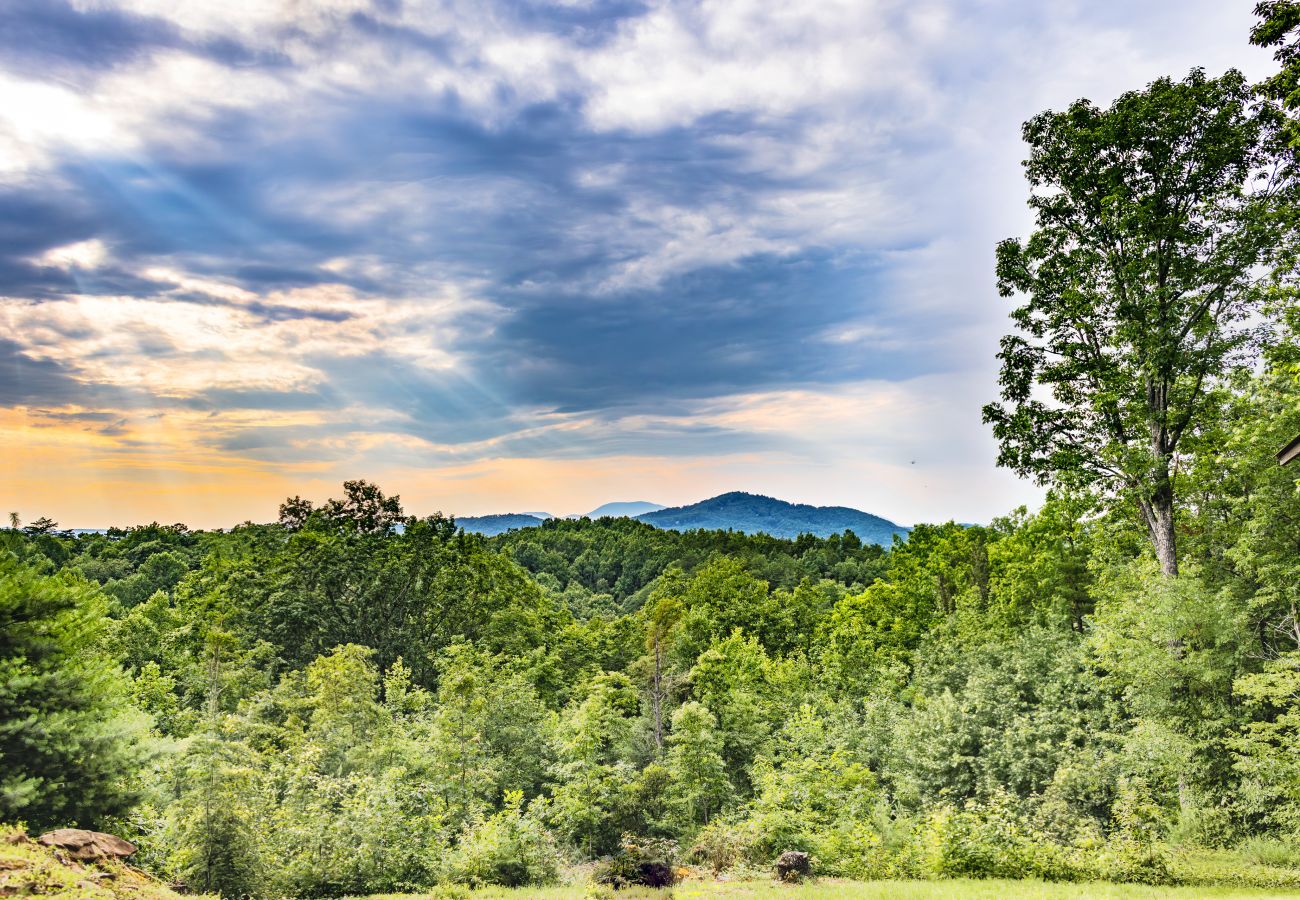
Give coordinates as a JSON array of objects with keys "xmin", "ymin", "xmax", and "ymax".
[{"xmin": 0, "ymin": 0, "xmax": 1276, "ymax": 529}]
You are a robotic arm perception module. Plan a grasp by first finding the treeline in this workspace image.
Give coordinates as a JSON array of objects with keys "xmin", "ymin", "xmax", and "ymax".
[
  {"xmin": 487, "ymin": 515, "xmax": 888, "ymax": 614},
  {"xmin": 4, "ymin": 343, "xmax": 1300, "ymax": 892}
]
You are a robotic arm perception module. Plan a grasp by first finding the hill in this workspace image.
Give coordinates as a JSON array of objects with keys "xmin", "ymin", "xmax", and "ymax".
[
  {"xmin": 585, "ymin": 500, "xmax": 665, "ymax": 518},
  {"xmin": 636, "ymin": 491, "xmax": 908, "ymax": 544},
  {"xmin": 457, "ymin": 513, "xmax": 544, "ymax": 536}
]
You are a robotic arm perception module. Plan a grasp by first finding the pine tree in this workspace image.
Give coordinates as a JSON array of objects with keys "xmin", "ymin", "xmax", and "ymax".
[{"xmin": 0, "ymin": 557, "xmax": 149, "ymax": 829}]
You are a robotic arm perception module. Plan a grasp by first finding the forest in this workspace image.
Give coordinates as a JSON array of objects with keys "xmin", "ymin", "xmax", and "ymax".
[{"xmin": 10, "ymin": 4, "xmax": 1300, "ymax": 898}]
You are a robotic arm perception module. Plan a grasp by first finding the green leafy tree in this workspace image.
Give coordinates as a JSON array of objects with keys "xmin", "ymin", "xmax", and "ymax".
[
  {"xmin": 1091, "ymin": 563, "xmax": 1248, "ymax": 821},
  {"xmin": 548, "ymin": 673, "xmax": 640, "ymax": 855},
  {"xmin": 741, "ymin": 703, "xmax": 881, "ymax": 874},
  {"xmin": 984, "ymin": 68, "xmax": 1286, "ymax": 575},
  {"xmin": 988, "ymin": 494, "xmax": 1097, "ymax": 631},
  {"xmin": 1253, "ymin": 1, "xmax": 1300, "ymax": 149},
  {"xmin": 688, "ymin": 632, "xmax": 780, "ymax": 794},
  {"xmin": 449, "ymin": 790, "xmax": 560, "ymax": 887},
  {"xmin": 0, "ymin": 557, "xmax": 149, "ymax": 829},
  {"xmin": 665, "ymin": 701, "xmax": 730, "ymax": 830},
  {"xmin": 1231, "ymin": 652, "xmax": 1300, "ymax": 831}
]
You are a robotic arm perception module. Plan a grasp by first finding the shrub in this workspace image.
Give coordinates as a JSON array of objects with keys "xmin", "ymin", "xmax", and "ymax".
[
  {"xmin": 428, "ymin": 885, "xmax": 472, "ymax": 900},
  {"xmin": 688, "ymin": 820, "xmax": 753, "ymax": 874},
  {"xmin": 815, "ymin": 820, "xmax": 890, "ymax": 879},
  {"xmin": 592, "ymin": 833, "xmax": 680, "ymax": 888},
  {"xmin": 1239, "ymin": 835, "xmax": 1300, "ymax": 869},
  {"xmin": 448, "ymin": 791, "xmax": 560, "ymax": 888},
  {"xmin": 1095, "ymin": 838, "xmax": 1171, "ymax": 884},
  {"xmin": 907, "ymin": 794, "xmax": 1091, "ymax": 882},
  {"xmin": 774, "ymin": 849, "xmax": 812, "ymax": 882}
]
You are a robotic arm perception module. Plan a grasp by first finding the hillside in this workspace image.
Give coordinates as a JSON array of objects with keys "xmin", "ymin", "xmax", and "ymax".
[
  {"xmin": 457, "ymin": 513, "xmax": 544, "ymax": 535},
  {"xmin": 637, "ymin": 491, "xmax": 908, "ymax": 544}
]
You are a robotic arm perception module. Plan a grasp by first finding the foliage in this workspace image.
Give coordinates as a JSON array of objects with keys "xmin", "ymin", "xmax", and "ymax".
[
  {"xmin": 448, "ymin": 791, "xmax": 561, "ymax": 888},
  {"xmin": 0, "ymin": 557, "xmax": 150, "ymax": 830},
  {"xmin": 16, "ymin": 47, "xmax": 1300, "ymax": 891},
  {"xmin": 984, "ymin": 67, "xmax": 1287, "ymax": 575},
  {"xmin": 591, "ymin": 833, "xmax": 680, "ymax": 888}
]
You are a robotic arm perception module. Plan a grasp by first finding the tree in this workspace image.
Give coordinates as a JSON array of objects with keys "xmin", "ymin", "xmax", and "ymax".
[
  {"xmin": 984, "ymin": 68, "xmax": 1286, "ymax": 575},
  {"xmin": 0, "ymin": 558, "xmax": 149, "ymax": 828},
  {"xmin": 642, "ymin": 583, "xmax": 685, "ymax": 754},
  {"xmin": 1253, "ymin": 1, "xmax": 1300, "ymax": 149},
  {"xmin": 1231, "ymin": 651, "xmax": 1300, "ymax": 831},
  {"xmin": 664, "ymin": 701, "xmax": 730, "ymax": 829},
  {"xmin": 548, "ymin": 673, "xmax": 640, "ymax": 855}
]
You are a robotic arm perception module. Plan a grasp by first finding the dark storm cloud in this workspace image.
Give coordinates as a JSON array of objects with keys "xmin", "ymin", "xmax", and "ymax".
[
  {"xmin": 0, "ymin": 337, "xmax": 86, "ymax": 406},
  {"xmin": 487, "ymin": 250, "xmax": 915, "ymax": 412},
  {"xmin": 0, "ymin": 0, "xmax": 959, "ymax": 462},
  {"xmin": 0, "ymin": 0, "xmax": 282, "ymax": 81},
  {"xmin": 0, "ymin": 337, "xmax": 133, "ymax": 408},
  {"xmin": 0, "ymin": 187, "xmax": 101, "ymax": 258},
  {"xmin": 496, "ymin": 0, "xmax": 651, "ymax": 46}
]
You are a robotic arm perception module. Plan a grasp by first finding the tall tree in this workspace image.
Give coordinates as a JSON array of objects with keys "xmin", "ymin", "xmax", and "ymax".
[
  {"xmin": 984, "ymin": 68, "xmax": 1287, "ymax": 575},
  {"xmin": 665, "ymin": 701, "xmax": 730, "ymax": 828},
  {"xmin": 0, "ymin": 559, "xmax": 149, "ymax": 828},
  {"xmin": 1253, "ymin": 2, "xmax": 1300, "ymax": 145}
]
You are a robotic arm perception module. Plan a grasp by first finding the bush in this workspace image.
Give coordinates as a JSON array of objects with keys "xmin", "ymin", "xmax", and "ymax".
[
  {"xmin": 1239, "ymin": 835, "xmax": 1300, "ymax": 869},
  {"xmin": 688, "ymin": 820, "xmax": 753, "ymax": 873},
  {"xmin": 448, "ymin": 792, "xmax": 560, "ymax": 888},
  {"xmin": 592, "ymin": 833, "xmax": 680, "ymax": 888},
  {"xmin": 1095, "ymin": 838, "xmax": 1171, "ymax": 884},
  {"xmin": 428, "ymin": 886, "xmax": 471, "ymax": 900},
  {"xmin": 906, "ymin": 794, "xmax": 1091, "ymax": 882},
  {"xmin": 814, "ymin": 820, "xmax": 890, "ymax": 879},
  {"xmin": 774, "ymin": 849, "xmax": 812, "ymax": 882}
]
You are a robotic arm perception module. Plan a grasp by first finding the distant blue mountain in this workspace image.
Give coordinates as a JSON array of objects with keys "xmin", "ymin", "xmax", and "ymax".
[
  {"xmin": 457, "ymin": 513, "xmax": 545, "ymax": 536},
  {"xmin": 585, "ymin": 501, "xmax": 665, "ymax": 518},
  {"xmin": 636, "ymin": 491, "xmax": 908, "ymax": 545}
]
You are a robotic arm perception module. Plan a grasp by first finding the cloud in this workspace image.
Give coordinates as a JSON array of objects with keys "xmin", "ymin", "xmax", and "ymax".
[
  {"xmin": 0, "ymin": 0, "xmax": 279, "ymax": 82},
  {"xmin": 0, "ymin": 337, "xmax": 93, "ymax": 406},
  {"xmin": 0, "ymin": 0, "xmax": 1276, "ymax": 526}
]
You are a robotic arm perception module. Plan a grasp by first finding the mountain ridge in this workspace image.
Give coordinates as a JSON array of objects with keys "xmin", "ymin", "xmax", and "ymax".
[
  {"xmin": 635, "ymin": 491, "xmax": 908, "ymax": 544},
  {"xmin": 586, "ymin": 500, "xmax": 666, "ymax": 518},
  {"xmin": 457, "ymin": 492, "xmax": 907, "ymax": 545},
  {"xmin": 455, "ymin": 513, "xmax": 545, "ymax": 536}
]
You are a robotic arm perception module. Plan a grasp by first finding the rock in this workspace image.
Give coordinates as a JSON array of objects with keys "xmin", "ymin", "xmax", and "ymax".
[
  {"xmin": 37, "ymin": 830, "xmax": 136, "ymax": 861},
  {"xmin": 774, "ymin": 850, "xmax": 812, "ymax": 883}
]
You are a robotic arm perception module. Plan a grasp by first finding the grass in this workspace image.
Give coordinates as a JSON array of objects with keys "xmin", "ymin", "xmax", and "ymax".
[
  {"xmin": 6, "ymin": 823, "xmax": 1297, "ymax": 900},
  {"xmin": 364, "ymin": 876, "xmax": 1300, "ymax": 899}
]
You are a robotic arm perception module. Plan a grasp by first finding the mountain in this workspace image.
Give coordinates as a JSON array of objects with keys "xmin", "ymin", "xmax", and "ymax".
[
  {"xmin": 636, "ymin": 491, "xmax": 908, "ymax": 544},
  {"xmin": 457, "ymin": 513, "xmax": 544, "ymax": 536},
  {"xmin": 520, "ymin": 511, "xmax": 556, "ymax": 520},
  {"xmin": 584, "ymin": 501, "xmax": 666, "ymax": 518}
]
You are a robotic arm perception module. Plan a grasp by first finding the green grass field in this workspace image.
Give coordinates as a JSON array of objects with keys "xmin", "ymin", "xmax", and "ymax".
[{"xmin": 367, "ymin": 877, "xmax": 1300, "ymax": 899}]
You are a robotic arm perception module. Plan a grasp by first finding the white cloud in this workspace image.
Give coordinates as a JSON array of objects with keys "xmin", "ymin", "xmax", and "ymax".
[{"xmin": 3, "ymin": 0, "xmax": 1279, "ymax": 524}]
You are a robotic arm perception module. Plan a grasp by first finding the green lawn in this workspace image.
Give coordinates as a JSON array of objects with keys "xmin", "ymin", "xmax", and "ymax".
[{"xmin": 367, "ymin": 877, "xmax": 1300, "ymax": 899}]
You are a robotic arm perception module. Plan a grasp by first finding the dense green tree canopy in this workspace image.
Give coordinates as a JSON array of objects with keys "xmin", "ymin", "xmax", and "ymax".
[{"xmin": 985, "ymin": 68, "xmax": 1288, "ymax": 575}]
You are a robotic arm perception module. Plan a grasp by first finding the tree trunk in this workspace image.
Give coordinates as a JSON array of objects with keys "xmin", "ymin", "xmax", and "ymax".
[
  {"xmin": 1139, "ymin": 479, "xmax": 1178, "ymax": 577},
  {"xmin": 651, "ymin": 643, "xmax": 664, "ymax": 753}
]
